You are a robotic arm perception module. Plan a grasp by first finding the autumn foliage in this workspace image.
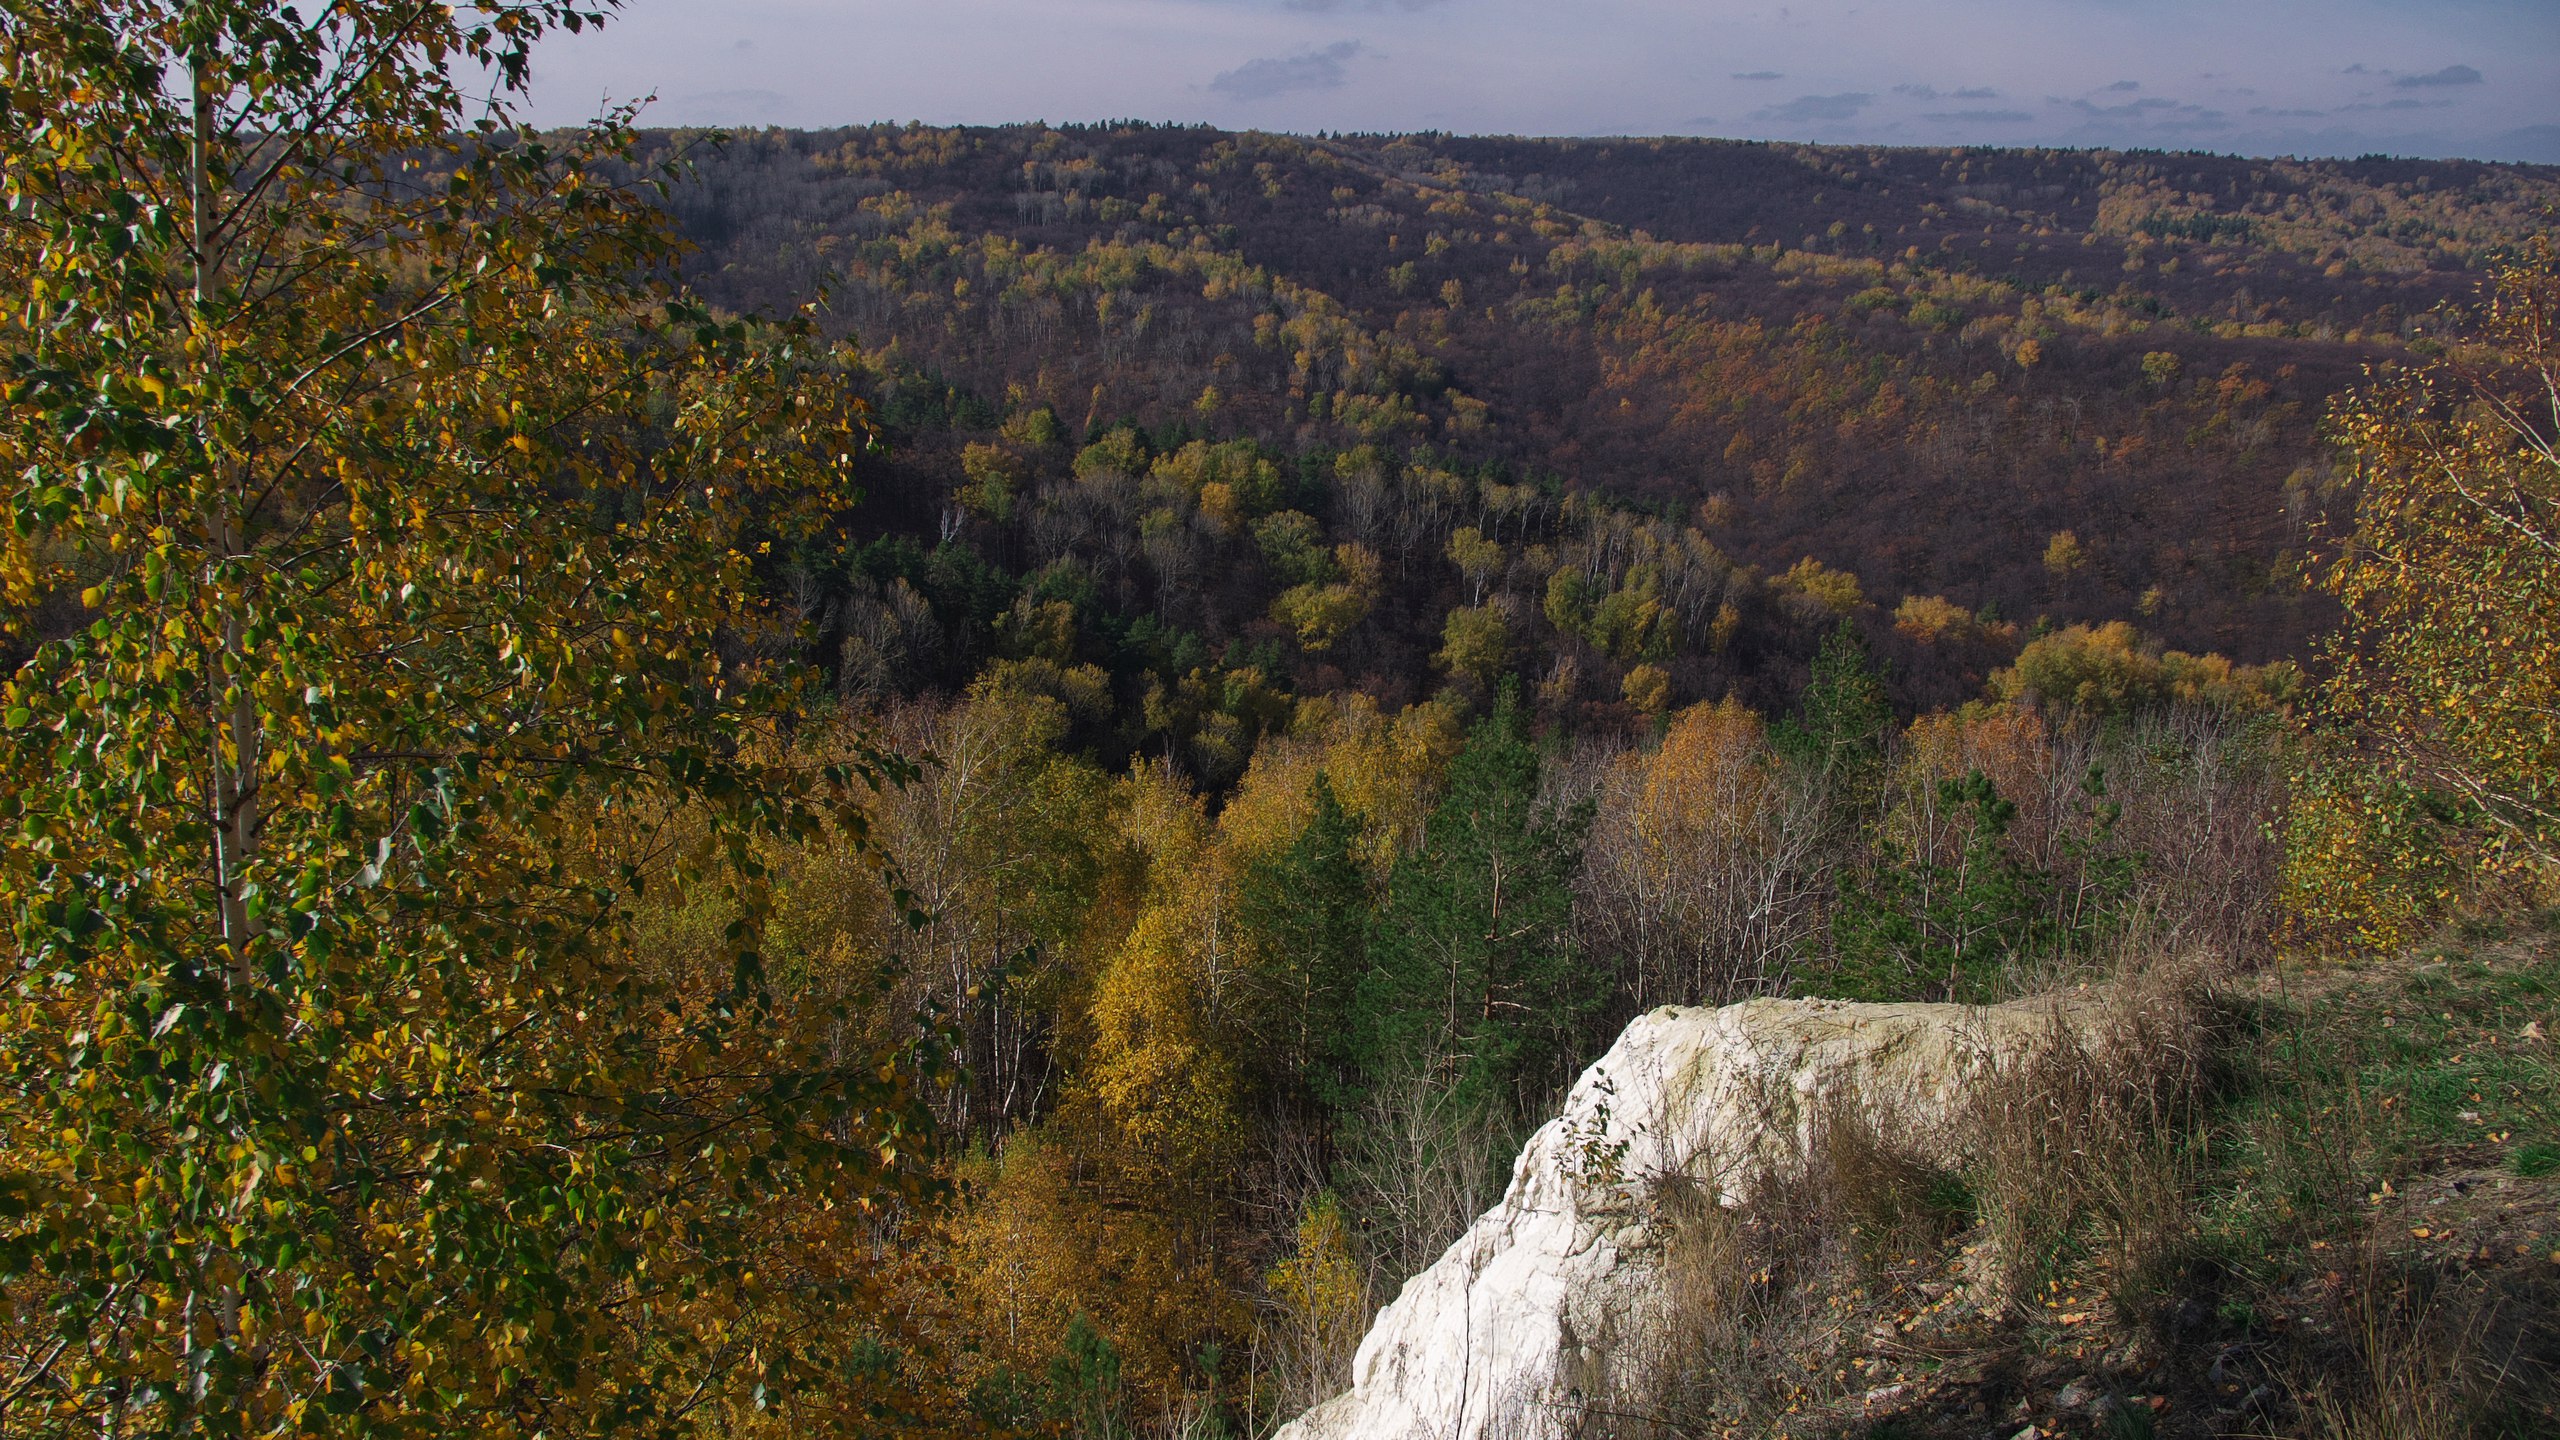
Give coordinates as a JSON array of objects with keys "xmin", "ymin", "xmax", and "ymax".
[
  {"xmin": 2289, "ymin": 241, "xmax": 2560, "ymax": 948},
  {"xmin": 0, "ymin": 6, "xmax": 2540, "ymax": 1437}
]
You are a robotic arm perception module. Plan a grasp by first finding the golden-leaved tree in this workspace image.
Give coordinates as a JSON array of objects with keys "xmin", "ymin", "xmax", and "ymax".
[
  {"xmin": 1579, "ymin": 698, "xmax": 1825, "ymax": 1008},
  {"xmin": 2289, "ymin": 239, "xmax": 2560, "ymax": 946},
  {"xmin": 0, "ymin": 3, "xmax": 950, "ymax": 1435},
  {"xmin": 943, "ymin": 762, "xmax": 1250, "ymax": 1406}
]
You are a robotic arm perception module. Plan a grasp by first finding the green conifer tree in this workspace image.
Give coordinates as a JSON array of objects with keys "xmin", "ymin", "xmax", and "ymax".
[
  {"xmin": 1776, "ymin": 621, "xmax": 1896, "ymax": 821},
  {"xmin": 1829, "ymin": 766, "xmax": 2136, "ymax": 1003},
  {"xmin": 1830, "ymin": 771, "xmax": 2051, "ymax": 1002},
  {"xmin": 1234, "ymin": 775, "xmax": 1373, "ymax": 1111},
  {"xmin": 1357, "ymin": 690, "xmax": 1596, "ymax": 1115}
]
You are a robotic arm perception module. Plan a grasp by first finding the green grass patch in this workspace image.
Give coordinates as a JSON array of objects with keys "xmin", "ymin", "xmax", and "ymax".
[{"xmin": 2196, "ymin": 930, "xmax": 2560, "ymax": 1269}]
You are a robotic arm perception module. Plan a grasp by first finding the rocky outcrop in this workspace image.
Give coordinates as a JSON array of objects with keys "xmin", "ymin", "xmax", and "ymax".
[{"xmin": 1276, "ymin": 994, "xmax": 2104, "ymax": 1440}]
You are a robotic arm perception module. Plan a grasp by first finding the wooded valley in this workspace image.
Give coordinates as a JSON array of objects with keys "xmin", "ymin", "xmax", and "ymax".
[{"xmin": 0, "ymin": 6, "xmax": 2554, "ymax": 1439}]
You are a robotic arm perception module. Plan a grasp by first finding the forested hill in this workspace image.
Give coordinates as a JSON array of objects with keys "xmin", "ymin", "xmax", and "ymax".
[{"xmin": 647, "ymin": 124, "xmax": 2557, "ymax": 735}]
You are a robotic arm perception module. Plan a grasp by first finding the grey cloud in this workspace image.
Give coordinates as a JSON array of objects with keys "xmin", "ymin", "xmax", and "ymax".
[
  {"xmin": 1733, "ymin": 71, "xmax": 1784, "ymax": 80},
  {"xmin": 1925, "ymin": 109, "xmax": 2034, "ymax": 123},
  {"xmin": 1951, "ymin": 87, "xmax": 1999, "ymax": 99},
  {"xmin": 1894, "ymin": 83, "xmax": 1938, "ymax": 98},
  {"xmin": 2104, "ymin": 80, "xmax": 2140, "ymax": 92},
  {"xmin": 1286, "ymin": 0, "xmax": 1447, "ymax": 10},
  {"xmin": 1757, "ymin": 92, "xmax": 1873, "ymax": 123},
  {"xmin": 2069, "ymin": 95, "xmax": 2181, "ymax": 117},
  {"xmin": 2396, "ymin": 64, "xmax": 2483, "ymax": 87},
  {"xmin": 1211, "ymin": 41, "xmax": 1362, "ymax": 100}
]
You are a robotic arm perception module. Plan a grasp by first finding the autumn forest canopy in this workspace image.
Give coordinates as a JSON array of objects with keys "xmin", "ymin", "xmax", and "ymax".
[{"xmin": 0, "ymin": 3, "xmax": 2556, "ymax": 1438}]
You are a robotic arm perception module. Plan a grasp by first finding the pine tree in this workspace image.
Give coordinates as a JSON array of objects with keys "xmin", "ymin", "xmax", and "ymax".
[
  {"xmin": 1830, "ymin": 770, "xmax": 2053, "ymax": 1002},
  {"xmin": 1357, "ymin": 690, "xmax": 1596, "ymax": 1115},
  {"xmin": 1776, "ymin": 620, "xmax": 1896, "ymax": 822},
  {"xmin": 1234, "ymin": 774, "xmax": 1372, "ymax": 1111}
]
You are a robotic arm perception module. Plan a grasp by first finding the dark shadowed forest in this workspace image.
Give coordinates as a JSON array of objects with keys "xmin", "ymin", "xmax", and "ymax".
[{"xmin": 651, "ymin": 124, "xmax": 2556, "ymax": 734}]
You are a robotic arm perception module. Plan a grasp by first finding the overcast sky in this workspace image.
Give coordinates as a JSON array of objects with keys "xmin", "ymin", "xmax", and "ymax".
[{"xmin": 520, "ymin": 0, "xmax": 2560, "ymax": 163}]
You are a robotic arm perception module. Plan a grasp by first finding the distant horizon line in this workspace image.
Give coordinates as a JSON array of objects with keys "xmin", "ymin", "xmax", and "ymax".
[{"xmin": 585, "ymin": 116, "xmax": 2559, "ymax": 169}]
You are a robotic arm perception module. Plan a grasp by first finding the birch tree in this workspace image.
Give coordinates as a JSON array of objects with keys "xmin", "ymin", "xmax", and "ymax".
[{"xmin": 0, "ymin": 4, "xmax": 945, "ymax": 1434}]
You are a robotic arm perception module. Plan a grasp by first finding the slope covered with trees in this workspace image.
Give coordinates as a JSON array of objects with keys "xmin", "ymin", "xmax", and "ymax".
[{"xmin": 651, "ymin": 122, "xmax": 2558, "ymax": 736}]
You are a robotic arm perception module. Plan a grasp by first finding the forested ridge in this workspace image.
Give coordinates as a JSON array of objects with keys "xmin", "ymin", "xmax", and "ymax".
[
  {"xmin": 653, "ymin": 123, "xmax": 2558, "ymax": 724},
  {"xmin": 0, "ymin": 5, "xmax": 2555, "ymax": 1438}
]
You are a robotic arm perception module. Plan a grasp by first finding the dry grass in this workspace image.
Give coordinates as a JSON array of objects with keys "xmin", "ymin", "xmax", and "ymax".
[
  {"xmin": 1569, "ymin": 1102, "xmax": 1974, "ymax": 1439},
  {"xmin": 1570, "ymin": 1175, "xmax": 1843, "ymax": 1438},
  {"xmin": 1565, "ymin": 970, "xmax": 2239, "ymax": 1440},
  {"xmin": 1960, "ymin": 971, "xmax": 2222, "ymax": 1331},
  {"xmin": 2289, "ymin": 1272, "xmax": 2473, "ymax": 1440},
  {"xmin": 1294, "ymin": 932, "xmax": 2557, "ymax": 1440},
  {"xmin": 1546, "ymin": 931, "xmax": 2560, "ymax": 1440},
  {"xmin": 2210, "ymin": 925, "xmax": 2560, "ymax": 1438},
  {"xmin": 2269, "ymin": 1224, "xmax": 2560, "ymax": 1440}
]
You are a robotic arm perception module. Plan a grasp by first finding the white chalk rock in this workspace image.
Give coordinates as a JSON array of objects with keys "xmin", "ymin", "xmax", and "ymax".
[{"xmin": 1275, "ymin": 994, "xmax": 2097, "ymax": 1440}]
